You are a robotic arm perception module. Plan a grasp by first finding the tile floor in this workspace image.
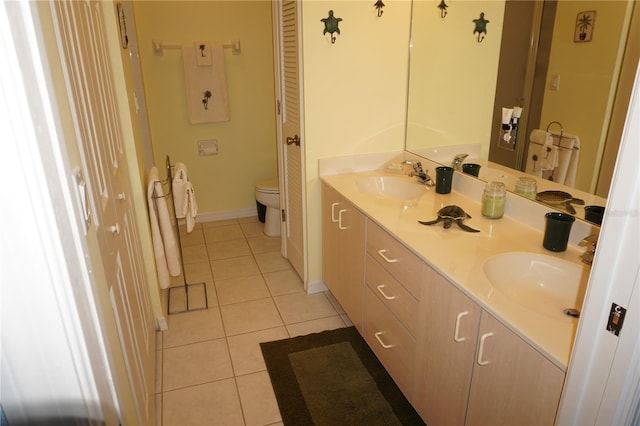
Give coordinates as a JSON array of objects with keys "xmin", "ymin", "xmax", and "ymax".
[{"xmin": 156, "ymin": 216, "xmax": 350, "ymax": 426}]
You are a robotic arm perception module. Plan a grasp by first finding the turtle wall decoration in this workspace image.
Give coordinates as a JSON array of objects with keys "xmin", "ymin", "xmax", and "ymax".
[{"xmin": 321, "ymin": 10, "xmax": 342, "ymax": 44}]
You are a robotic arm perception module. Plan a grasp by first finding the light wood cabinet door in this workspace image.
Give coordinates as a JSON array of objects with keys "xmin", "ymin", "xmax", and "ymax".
[
  {"xmin": 414, "ymin": 265, "xmax": 481, "ymax": 425},
  {"xmin": 321, "ymin": 183, "xmax": 366, "ymax": 330},
  {"xmin": 465, "ymin": 311, "xmax": 565, "ymax": 426}
]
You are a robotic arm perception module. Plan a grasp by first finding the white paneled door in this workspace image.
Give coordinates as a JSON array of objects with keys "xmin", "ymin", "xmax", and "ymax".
[
  {"xmin": 51, "ymin": 1, "xmax": 154, "ymax": 423},
  {"xmin": 274, "ymin": 0, "xmax": 306, "ymax": 282}
]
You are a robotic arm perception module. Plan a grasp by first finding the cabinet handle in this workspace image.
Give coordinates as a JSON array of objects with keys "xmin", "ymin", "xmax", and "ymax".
[
  {"xmin": 376, "ymin": 285, "xmax": 397, "ymax": 300},
  {"xmin": 377, "ymin": 249, "xmax": 398, "ymax": 263},
  {"xmin": 453, "ymin": 311, "xmax": 469, "ymax": 343},
  {"xmin": 331, "ymin": 202, "xmax": 340, "ymax": 223},
  {"xmin": 337, "ymin": 209, "xmax": 347, "ymax": 230},
  {"xmin": 477, "ymin": 332, "xmax": 494, "ymax": 366},
  {"xmin": 374, "ymin": 331, "xmax": 393, "ymax": 349}
]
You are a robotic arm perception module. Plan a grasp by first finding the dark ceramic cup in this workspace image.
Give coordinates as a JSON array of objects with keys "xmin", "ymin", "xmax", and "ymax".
[
  {"xmin": 543, "ymin": 212, "xmax": 575, "ymax": 252},
  {"xmin": 584, "ymin": 205, "xmax": 605, "ymax": 226},
  {"xmin": 435, "ymin": 166, "xmax": 454, "ymax": 194},
  {"xmin": 462, "ymin": 163, "xmax": 481, "ymax": 177}
]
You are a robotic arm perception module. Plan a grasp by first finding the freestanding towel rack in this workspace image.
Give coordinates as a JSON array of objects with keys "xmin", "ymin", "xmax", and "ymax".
[{"xmin": 163, "ymin": 155, "xmax": 208, "ymax": 315}]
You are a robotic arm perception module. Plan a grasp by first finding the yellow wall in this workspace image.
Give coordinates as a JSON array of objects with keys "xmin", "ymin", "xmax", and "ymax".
[
  {"xmin": 541, "ymin": 0, "xmax": 632, "ymax": 192},
  {"xmin": 405, "ymin": 0, "xmax": 506, "ymax": 159},
  {"xmin": 301, "ymin": 1, "xmax": 412, "ymax": 284},
  {"xmin": 133, "ymin": 1, "xmax": 277, "ymax": 214}
]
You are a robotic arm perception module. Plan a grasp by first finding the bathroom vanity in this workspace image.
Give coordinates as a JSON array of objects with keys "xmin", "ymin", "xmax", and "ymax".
[{"xmin": 320, "ymin": 153, "xmax": 592, "ymax": 425}]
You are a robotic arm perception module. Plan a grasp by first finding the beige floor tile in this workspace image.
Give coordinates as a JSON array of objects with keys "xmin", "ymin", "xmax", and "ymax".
[
  {"xmin": 221, "ymin": 298, "xmax": 284, "ymax": 336},
  {"xmin": 238, "ymin": 215, "xmax": 259, "ymax": 224},
  {"xmin": 286, "ymin": 316, "xmax": 346, "ymax": 337},
  {"xmin": 236, "ymin": 371, "xmax": 282, "ymax": 426},
  {"xmin": 273, "ymin": 292, "xmax": 337, "ymax": 325},
  {"xmin": 247, "ymin": 236, "xmax": 281, "ymax": 254},
  {"xmin": 204, "ymin": 224, "xmax": 245, "ymax": 243},
  {"xmin": 163, "ymin": 307, "xmax": 225, "ymax": 348},
  {"xmin": 167, "ymin": 284, "xmax": 211, "ymax": 314},
  {"xmin": 211, "ymin": 255, "xmax": 261, "ymax": 281},
  {"xmin": 263, "ymin": 269, "xmax": 304, "ymax": 296},
  {"xmin": 207, "ymin": 238, "xmax": 252, "ymax": 260},
  {"xmin": 181, "ymin": 244, "xmax": 209, "ymax": 264},
  {"xmin": 201, "ymin": 218, "xmax": 239, "ymax": 229},
  {"xmin": 163, "ymin": 338, "xmax": 233, "ymax": 391},
  {"xmin": 227, "ymin": 327, "xmax": 289, "ymax": 376},
  {"xmin": 162, "ymin": 378, "xmax": 244, "ymax": 426},
  {"xmin": 240, "ymin": 221, "xmax": 264, "ymax": 238},
  {"xmin": 178, "ymin": 224, "xmax": 204, "ymax": 247},
  {"xmin": 216, "ymin": 275, "xmax": 271, "ymax": 306},
  {"xmin": 254, "ymin": 252, "xmax": 292, "ymax": 274}
]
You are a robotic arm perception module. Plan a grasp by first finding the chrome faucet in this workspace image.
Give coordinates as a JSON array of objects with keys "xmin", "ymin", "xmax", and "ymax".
[
  {"xmin": 579, "ymin": 234, "xmax": 598, "ymax": 265},
  {"xmin": 451, "ymin": 153, "xmax": 469, "ymax": 171},
  {"xmin": 406, "ymin": 161, "xmax": 435, "ymax": 186}
]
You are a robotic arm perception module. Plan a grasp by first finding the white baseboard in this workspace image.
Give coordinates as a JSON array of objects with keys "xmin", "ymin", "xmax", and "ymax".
[
  {"xmin": 196, "ymin": 208, "xmax": 257, "ymax": 223},
  {"xmin": 306, "ymin": 279, "xmax": 328, "ymax": 294}
]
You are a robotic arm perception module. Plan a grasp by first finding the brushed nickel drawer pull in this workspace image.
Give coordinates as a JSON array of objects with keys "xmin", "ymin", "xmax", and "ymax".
[
  {"xmin": 454, "ymin": 311, "xmax": 469, "ymax": 343},
  {"xmin": 376, "ymin": 285, "xmax": 397, "ymax": 300},
  {"xmin": 477, "ymin": 332, "xmax": 494, "ymax": 366},
  {"xmin": 374, "ymin": 331, "xmax": 393, "ymax": 349},
  {"xmin": 377, "ymin": 249, "xmax": 398, "ymax": 263}
]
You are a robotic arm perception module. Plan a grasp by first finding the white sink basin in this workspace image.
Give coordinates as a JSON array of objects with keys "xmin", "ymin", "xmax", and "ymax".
[
  {"xmin": 355, "ymin": 176, "xmax": 425, "ymax": 201},
  {"xmin": 483, "ymin": 252, "xmax": 589, "ymax": 321}
]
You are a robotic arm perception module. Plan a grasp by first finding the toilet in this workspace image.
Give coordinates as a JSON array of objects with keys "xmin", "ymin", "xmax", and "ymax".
[{"xmin": 255, "ymin": 178, "xmax": 281, "ymax": 237}]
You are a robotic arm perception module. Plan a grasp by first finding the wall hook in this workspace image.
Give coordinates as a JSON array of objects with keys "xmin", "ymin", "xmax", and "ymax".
[
  {"xmin": 438, "ymin": 0, "xmax": 448, "ymax": 19},
  {"xmin": 473, "ymin": 12, "xmax": 489, "ymax": 42},
  {"xmin": 321, "ymin": 10, "xmax": 342, "ymax": 44},
  {"xmin": 374, "ymin": 0, "xmax": 385, "ymax": 18}
]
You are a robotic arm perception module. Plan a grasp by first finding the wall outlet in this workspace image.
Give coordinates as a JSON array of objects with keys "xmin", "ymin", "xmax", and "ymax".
[{"xmin": 198, "ymin": 139, "xmax": 218, "ymax": 156}]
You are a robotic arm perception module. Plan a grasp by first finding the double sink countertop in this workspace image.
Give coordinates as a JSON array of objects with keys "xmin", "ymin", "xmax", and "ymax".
[{"xmin": 320, "ymin": 152, "xmax": 596, "ymax": 371}]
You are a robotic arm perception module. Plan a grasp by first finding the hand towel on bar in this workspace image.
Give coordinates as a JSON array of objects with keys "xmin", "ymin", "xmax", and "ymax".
[
  {"xmin": 183, "ymin": 181, "xmax": 198, "ymax": 233},
  {"xmin": 182, "ymin": 42, "xmax": 229, "ymax": 124},
  {"xmin": 172, "ymin": 162, "xmax": 188, "ymax": 218},
  {"xmin": 147, "ymin": 167, "xmax": 181, "ymax": 289},
  {"xmin": 551, "ymin": 131, "xmax": 580, "ymax": 187},
  {"xmin": 530, "ymin": 129, "xmax": 558, "ymax": 172}
]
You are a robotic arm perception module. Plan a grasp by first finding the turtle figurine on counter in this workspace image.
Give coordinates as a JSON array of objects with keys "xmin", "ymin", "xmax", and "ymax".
[{"xmin": 418, "ymin": 205, "xmax": 480, "ymax": 233}]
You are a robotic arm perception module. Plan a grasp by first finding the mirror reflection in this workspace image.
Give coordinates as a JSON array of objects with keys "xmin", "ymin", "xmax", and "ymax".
[{"xmin": 405, "ymin": 0, "xmax": 637, "ymax": 223}]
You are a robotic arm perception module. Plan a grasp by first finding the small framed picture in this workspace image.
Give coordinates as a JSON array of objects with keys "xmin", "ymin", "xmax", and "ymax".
[{"xmin": 574, "ymin": 11, "xmax": 596, "ymax": 43}]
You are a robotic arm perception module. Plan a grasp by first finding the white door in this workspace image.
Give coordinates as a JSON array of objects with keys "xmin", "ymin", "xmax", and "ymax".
[
  {"xmin": 51, "ymin": 1, "xmax": 154, "ymax": 423},
  {"xmin": 274, "ymin": 0, "xmax": 306, "ymax": 281}
]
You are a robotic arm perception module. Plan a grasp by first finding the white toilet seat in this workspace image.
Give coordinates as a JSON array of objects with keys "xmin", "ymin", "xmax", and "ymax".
[{"xmin": 255, "ymin": 178, "xmax": 279, "ymax": 194}]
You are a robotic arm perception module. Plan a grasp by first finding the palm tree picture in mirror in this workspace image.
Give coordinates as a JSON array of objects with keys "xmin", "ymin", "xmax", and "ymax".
[{"xmin": 575, "ymin": 11, "xmax": 595, "ymax": 42}]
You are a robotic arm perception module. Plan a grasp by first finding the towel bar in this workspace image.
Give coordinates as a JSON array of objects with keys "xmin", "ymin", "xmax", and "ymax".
[{"xmin": 152, "ymin": 39, "xmax": 241, "ymax": 56}]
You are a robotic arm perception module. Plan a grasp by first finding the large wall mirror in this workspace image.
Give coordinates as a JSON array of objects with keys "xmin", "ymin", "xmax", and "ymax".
[{"xmin": 405, "ymin": 0, "xmax": 638, "ymax": 223}]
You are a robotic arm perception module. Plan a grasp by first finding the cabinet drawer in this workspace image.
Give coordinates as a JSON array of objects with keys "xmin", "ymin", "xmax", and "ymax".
[
  {"xmin": 367, "ymin": 221, "xmax": 422, "ymax": 299},
  {"xmin": 364, "ymin": 287, "xmax": 415, "ymax": 400},
  {"xmin": 366, "ymin": 253, "xmax": 418, "ymax": 336}
]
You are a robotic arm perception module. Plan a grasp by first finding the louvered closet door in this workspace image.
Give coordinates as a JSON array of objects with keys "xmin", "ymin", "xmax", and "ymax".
[
  {"xmin": 51, "ymin": 1, "xmax": 154, "ymax": 423},
  {"xmin": 278, "ymin": 0, "xmax": 305, "ymax": 280}
]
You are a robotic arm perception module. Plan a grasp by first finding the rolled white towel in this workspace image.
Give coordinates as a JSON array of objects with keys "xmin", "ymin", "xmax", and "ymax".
[
  {"xmin": 147, "ymin": 167, "xmax": 170, "ymax": 289},
  {"xmin": 183, "ymin": 181, "xmax": 198, "ymax": 233},
  {"xmin": 172, "ymin": 162, "xmax": 188, "ymax": 218}
]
